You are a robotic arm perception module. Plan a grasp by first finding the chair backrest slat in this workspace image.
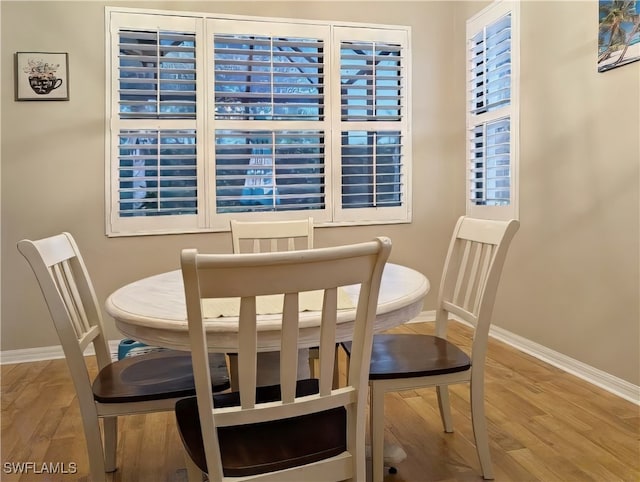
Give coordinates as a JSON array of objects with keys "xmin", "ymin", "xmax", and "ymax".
[
  {"xmin": 473, "ymin": 243, "xmax": 494, "ymax": 315},
  {"xmin": 61, "ymin": 259, "xmax": 93, "ymax": 334},
  {"xmin": 51, "ymin": 259, "xmax": 92, "ymax": 339},
  {"xmin": 181, "ymin": 237, "xmax": 390, "ymax": 481},
  {"xmin": 462, "ymin": 241, "xmax": 482, "ymax": 311},
  {"xmin": 280, "ymin": 292, "xmax": 300, "ymax": 404},
  {"xmin": 50, "ymin": 263, "xmax": 82, "ymax": 338},
  {"xmin": 452, "ymin": 239, "xmax": 472, "ymax": 306},
  {"xmin": 237, "ymin": 296, "xmax": 258, "ymax": 410},
  {"xmin": 318, "ymin": 288, "xmax": 338, "ymax": 396}
]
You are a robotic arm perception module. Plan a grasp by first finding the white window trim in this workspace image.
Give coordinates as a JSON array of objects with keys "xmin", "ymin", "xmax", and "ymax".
[
  {"xmin": 105, "ymin": 7, "xmax": 412, "ymax": 237},
  {"xmin": 466, "ymin": 0, "xmax": 520, "ymax": 221}
]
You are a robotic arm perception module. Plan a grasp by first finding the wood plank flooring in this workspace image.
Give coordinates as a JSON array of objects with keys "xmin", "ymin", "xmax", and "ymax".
[{"xmin": 1, "ymin": 321, "xmax": 638, "ymax": 481}]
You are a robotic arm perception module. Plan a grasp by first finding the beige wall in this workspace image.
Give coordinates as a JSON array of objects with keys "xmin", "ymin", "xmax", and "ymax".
[
  {"xmin": 2, "ymin": 2, "xmax": 638, "ymax": 386},
  {"xmin": 454, "ymin": 1, "xmax": 640, "ymax": 385},
  {"xmin": 513, "ymin": 0, "xmax": 639, "ymax": 385}
]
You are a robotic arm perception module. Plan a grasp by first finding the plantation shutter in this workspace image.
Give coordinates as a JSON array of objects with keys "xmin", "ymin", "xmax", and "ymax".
[
  {"xmin": 108, "ymin": 13, "xmax": 203, "ymax": 235},
  {"xmin": 467, "ymin": 3, "xmax": 519, "ymax": 220},
  {"xmin": 208, "ymin": 19, "xmax": 331, "ymax": 228},
  {"xmin": 333, "ymin": 27, "xmax": 410, "ymax": 223}
]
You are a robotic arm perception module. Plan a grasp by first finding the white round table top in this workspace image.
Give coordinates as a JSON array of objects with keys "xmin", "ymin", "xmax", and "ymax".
[{"xmin": 105, "ymin": 262, "xmax": 430, "ymax": 352}]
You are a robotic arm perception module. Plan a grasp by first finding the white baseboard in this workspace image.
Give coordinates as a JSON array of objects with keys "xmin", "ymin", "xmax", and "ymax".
[
  {"xmin": 408, "ymin": 311, "xmax": 640, "ymax": 405},
  {"xmin": 0, "ymin": 345, "xmax": 67, "ymax": 364},
  {"xmin": 0, "ymin": 340, "xmax": 123, "ymax": 365},
  {"xmin": 486, "ymin": 323, "xmax": 640, "ymax": 405}
]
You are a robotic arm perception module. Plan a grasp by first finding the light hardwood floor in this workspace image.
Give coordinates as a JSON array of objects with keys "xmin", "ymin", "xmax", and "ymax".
[{"xmin": 1, "ymin": 321, "xmax": 639, "ymax": 482}]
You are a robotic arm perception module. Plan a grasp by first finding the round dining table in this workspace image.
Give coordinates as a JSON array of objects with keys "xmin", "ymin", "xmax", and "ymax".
[{"xmin": 105, "ymin": 262, "xmax": 430, "ymax": 353}]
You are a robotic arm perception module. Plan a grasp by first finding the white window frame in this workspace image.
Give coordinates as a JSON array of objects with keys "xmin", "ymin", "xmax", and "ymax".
[
  {"xmin": 466, "ymin": 1, "xmax": 520, "ymax": 221},
  {"xmin": 105, "ymin": 7, "xmax": 411, "ymax": 236}
]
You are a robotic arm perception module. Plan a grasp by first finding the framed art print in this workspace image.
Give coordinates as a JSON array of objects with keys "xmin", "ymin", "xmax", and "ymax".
[
  {"xmin": 598, "ymin": 0, "xmax": 640, "ymax": 72},
  {"xmin": 15, "ymin": 52, "xmax": 69, "ymax": 100}
]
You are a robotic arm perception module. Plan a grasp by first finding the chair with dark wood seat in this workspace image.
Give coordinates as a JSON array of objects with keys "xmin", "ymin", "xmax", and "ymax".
[
  {"xmin": 176, "ymin": 237, "xmax": 391, "ymax": 481},
  {"xmin": 342, "ymin": 216, "xmax": 519, "ymax": 481},
  {"xmin": 17, "ymin": 232, "xmax": 230, "ymax": 482}
]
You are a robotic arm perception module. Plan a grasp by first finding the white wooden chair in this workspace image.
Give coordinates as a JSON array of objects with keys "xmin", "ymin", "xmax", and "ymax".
[
  {"xmin": 176, "ymin": 237, "xmax": 392, "ymax": 481},
  {"xmin": 17, "ymin": 233, "xmax": 230, "ymax": 482},
  {"xmin": 342, "ymin": 216, "xmax": 519, "ymax": 481},
  {"xmin": 229, "ymin": 217, "xmax": 320, "ymax": 384}
]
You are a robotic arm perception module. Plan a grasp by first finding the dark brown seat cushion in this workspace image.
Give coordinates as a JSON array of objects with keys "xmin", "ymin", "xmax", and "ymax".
[
  {"xmin": 175, "ymin": 379, "xmax": 347, "ymax": 477},
  {"xmin": 342, "ymin": 334, "xmax": 471, "ymax": 380},
  {"xmin": 92, "ymin": 350, "xmax": 230, "ymax": 403}
]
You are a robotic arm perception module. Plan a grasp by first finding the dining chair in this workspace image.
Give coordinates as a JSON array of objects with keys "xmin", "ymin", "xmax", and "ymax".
[
  {"xmin": 342, "ymin": 216, "xmax": 519, "ymax": 481},
  {"xmin": 229, "ymin": 217, "xmax": 323, "ymax": 384},
  {"xmin": 230, "ymin": 217, "xmax": 314, "ymax": 254},
  {"xmin": 17, "ymin": 232, "xmax": 231, "ymax": 482},
  {"xmin": 175, "ymin": 237, "xmax": 392, "ymax": 481}
]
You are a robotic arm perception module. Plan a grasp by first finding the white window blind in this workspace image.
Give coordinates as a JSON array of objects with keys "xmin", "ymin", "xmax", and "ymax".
[
  {"xmin": 469, "ymin": 119, "xmax": 510, "ymax": 205},
  {"xmin": 469, "ymin": 15, "xmax": 511, "ymax": 117},
  {"xmin": 466, "ymin": 1, "xmax": 519, "ymax": 221},
  {"xmin": 341, "ymin": 131, "xmax": 403, "ymax": 209},
  {"xmin": 214, "ymin": 130, "xmax": 325, "ymax": 212},
  {"xmin": 339, "ymin": 41, "xmax": 403, "ymax": 122},
  {"xmin": 118, "ymin": 30, "xmax": 197, "ymax": 118},
  {"xmin": 118, "ymin": 129, "xmax": 197, "ymax": 217},
  {"xmin": 106, "ymin": 9, "xmax": 411, "ymax": 235},
  {"xmin": 213, "ymin": 34, "xmax": 325, "ymax": 121}
]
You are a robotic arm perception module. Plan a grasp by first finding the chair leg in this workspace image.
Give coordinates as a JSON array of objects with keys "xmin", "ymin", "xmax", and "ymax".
[
  {"xmin": 184, "ymin": 451, "xmax": 204, "ymax": 482},
  {"xmin": 332, "ymin": 345, "xmax": 340, "ymax": 389},
  {"xmin": 79, "ymin": 409, "xmax": 108, "ymax": 482},
  {"xmin": 369, "ymin": 382, "xmax": 385, "ymax": 482},
  {"xmin": 103, "ymin": 416, "xmax": 118, "ymax": 472},
  {"xmin": 308, "ymin": 347, "xmax": 319, "ymax": 378},
  {"xmin": 436, "ymin": 385, "xmax": 454, "ymax": 433},
  {"xmin": 227, "ymin": 354, "xmax": 239, "ymax": 391},
  {"xmin": 470, "ymin": 379, "xmax": 494, "ymax": 480}
]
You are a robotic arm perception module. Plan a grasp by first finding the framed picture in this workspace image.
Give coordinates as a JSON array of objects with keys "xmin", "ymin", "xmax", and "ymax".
[
  {"xmin": 15, "ymin": 52, "xmax": 69, "ymax": 100},
  {"xmin": 598, "ymin": 0, "xmax": 640, "ymax": 72}
]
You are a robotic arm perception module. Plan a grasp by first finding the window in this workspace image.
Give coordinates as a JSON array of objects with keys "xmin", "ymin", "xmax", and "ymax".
[
  {"xmin": 466, "ymin": 1, "xmax": 519, "ymax": 220},
  {"xmin": 106, "ymin": 9, "xmax": 411, "ymax": 236}
]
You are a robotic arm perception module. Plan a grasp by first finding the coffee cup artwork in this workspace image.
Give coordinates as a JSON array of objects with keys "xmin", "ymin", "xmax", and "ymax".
[
  {"xmin": 15, "ymin": 52, "xmax": 69, "ymax": 101},
  {"xmin": 27, "ymin": 64, "xmax": 63, "ymax": 95}
]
